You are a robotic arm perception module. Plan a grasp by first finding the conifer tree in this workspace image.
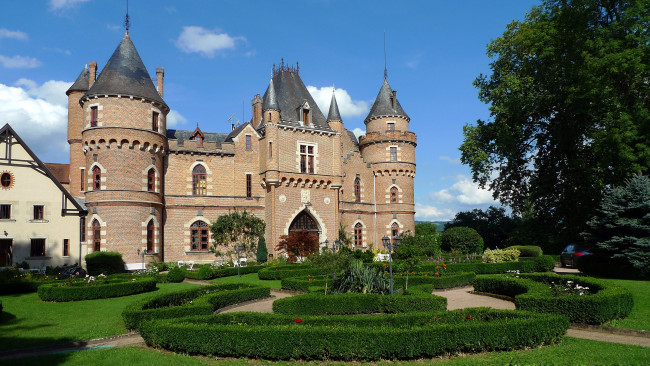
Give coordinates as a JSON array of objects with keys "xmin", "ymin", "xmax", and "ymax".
[{"xmin": 256, "ymin": 236, "xmax": 268, "ymax": 263}]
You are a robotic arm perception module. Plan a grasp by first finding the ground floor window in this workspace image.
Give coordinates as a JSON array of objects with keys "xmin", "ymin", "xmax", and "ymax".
[
  {"xmin": 30, "ymin": 238, "xmax": 45, "ymax": 257},
  {"xmin": 191, "ymin": 221, "xmax": 209, "ymax": 251},
  {"xmin": 354, "ymin": 223, "xmax": 363, "ymax": 247}
]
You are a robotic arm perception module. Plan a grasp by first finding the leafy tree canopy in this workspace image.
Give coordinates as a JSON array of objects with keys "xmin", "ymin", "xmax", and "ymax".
[
  {"xmin": 445, "ymin": 206, "xmax": 516, "ymax": 249},
  {"xmin": 415, "ymin": 222, "xmax": 439, "ymax": 236},
  {"xmin": 209, "ymin": 210, "xmax": 265, "ymax": 257},
  {"xmin": 460, "ymin": 0, "xmax": 650, "ymax": 248},
  {"xmin": 275, "ymin": 230, "xmax": 319, "ymax": 263}
]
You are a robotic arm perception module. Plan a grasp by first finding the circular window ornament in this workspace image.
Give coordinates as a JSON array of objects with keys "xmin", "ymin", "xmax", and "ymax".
[
  {"xmin": 0, "ymin": 171, "xmax": 14, "ymax": 190},
  {"xmin": 324, "ymin": 197, "xmax": 331, "ymax": 205},
  {"xmin": 278, "ymin": 194, "xmax": 286, "ymax": 203}
]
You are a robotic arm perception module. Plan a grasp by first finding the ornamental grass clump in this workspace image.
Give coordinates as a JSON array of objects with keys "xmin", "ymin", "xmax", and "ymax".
[{"xmin": 331, "ymin": 259, "xmax": 390, "ymax": 294}]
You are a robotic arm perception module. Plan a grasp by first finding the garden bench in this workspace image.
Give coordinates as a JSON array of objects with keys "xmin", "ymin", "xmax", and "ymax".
[
  {"xmin": 374, "ymin": 253, "xmax": 390, "ymax": 262},
  {"xmin": 177, "ymin": 260, "xmax": 194, "ymax": 270},
  {"xmin": 233, "ymin": 258, "xmax": 247, "ymax": 267},
  {"xmin": 124, "ymin": 263, "xmax": 146, "ymax": 271},
  {"xmin": 19, "ymin": 267, "xmax": 46, "ymax": 275}
]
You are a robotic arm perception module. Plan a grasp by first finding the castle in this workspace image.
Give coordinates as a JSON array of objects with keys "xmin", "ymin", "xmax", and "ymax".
[{"xmin": 64, "ymin": 31, "xmax": 416, "ymax": 264}]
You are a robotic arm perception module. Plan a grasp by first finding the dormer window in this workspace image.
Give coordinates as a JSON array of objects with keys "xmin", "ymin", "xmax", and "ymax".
[
  {"xmin": 189, "ymin": 124, "xmax": 205, "ymax": 147},
  {"xmin": 300, "ymin": 102, "xmax": 310, "ymax": 126},
  {"xmin": 303, "ymin": 109, "xmax": 310, "ymax": 126}
]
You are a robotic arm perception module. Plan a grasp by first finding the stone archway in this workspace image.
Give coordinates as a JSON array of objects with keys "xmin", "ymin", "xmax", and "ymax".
[{"xmin": 288, "ymin": 210, "xmax": 320, "ymax": 235}]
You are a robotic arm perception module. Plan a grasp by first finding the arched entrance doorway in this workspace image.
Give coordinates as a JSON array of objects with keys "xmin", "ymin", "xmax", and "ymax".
[{"xmin": 289, "ymin": 210, "xmax": 320, "ymax": 235}]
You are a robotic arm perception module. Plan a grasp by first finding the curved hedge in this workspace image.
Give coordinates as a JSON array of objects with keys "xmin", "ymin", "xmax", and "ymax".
[
  {"xmin": 37, "ymin": 277, "xmax": 157, "ymax": 302},
  {"xmin": 184, "ymin": 265, "xmax": 265, "ymax": 280},
  {"xmin": 258, "ymin": 265, "xmax": 322, "ymax": 280},
  {"xmin": 139, "ymin": 308, "xmax": 569, "ymax": 360},
  {"xmin": 505, "ymin": 245, "xmax": 543, "ymax": 257},
  {"xmin": 122, "ymin": 283, "xmax": 270, "ymax": 330},
  {"xmin": 417, "ymin": 255, "xmax": 555, "ymax": 274},
  {"xmin": 272, "ymin": 286, "xmax": 447, "ymax": 315},
  {"xmin": 472, "ymin": 273, "xmax": 633, "ymax": 324}
]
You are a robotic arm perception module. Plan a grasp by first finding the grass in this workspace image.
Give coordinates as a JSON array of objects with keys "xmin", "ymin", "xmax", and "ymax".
[
  {"xmin": 0, "ymin": 282, "xmax": 197, "ymax": 352},
  {"xmin": 2, "ymin": 338, "xmax": 649, "ymax": 365},
  {"xmin": 211, "ymin": 273, "xmax": 281, "ymax": 289},
  {"xmin": 600, "ymin": 278, "xmax": 650, "ymax": 331}
]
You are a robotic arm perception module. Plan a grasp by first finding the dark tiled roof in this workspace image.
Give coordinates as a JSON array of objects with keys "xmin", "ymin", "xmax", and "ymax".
[
  {"xmin": 262, "ymin": 70, "xmax": 332, "ymax": 131},
  {"xmin": 44, "ymin": 163, "xmax": 70, "ymax": 184},
  {"xmin": 365, "ymin": 79, "xmax": 409, "ymax": 122},
  {"xmin": 346, "ymin": 129, "xmax": 359, "ymax": 148},
  {"xmin": 67, "ymin": 66, "xmax": 90, "ymax": 94},
  {"xmin": 224, "ymin": 122, "xmax": 252, "ymax": 142},
  {"xmin": 327, "ymin": 91, "xmax": 342, "ymax": 122},
  {"xmin": 262, "ymin": 79, "xmax": 279, "ymax": 110},
  {"xmin": 85, "ymin": 34, "xmax": 166, "ymax": 107},
  {"xmin": 167, "ymin": 129, "xmax": 229, "ymax": 148}
]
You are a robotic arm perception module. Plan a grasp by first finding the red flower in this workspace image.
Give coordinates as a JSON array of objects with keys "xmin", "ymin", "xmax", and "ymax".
[
  {"xmin": 435, "ymin": 317, "xmax": 440, "ymax": 321},
  {"xmin": 435, "ymin": 266, "xmax": 441, "ymax": 269},
  {"xmin": 442, "ymin": 263, "xmax": 447, "ymax": 267},
  {"xmin": 295, "ymin": 318, "xmax": 303, "ymax": 323},
  {"xmin": 424, "ymin": 273, "xmax": 428, "ymax": 277},
  {"xmin": 435, "ymin": 272, "xmax": 439, "ymax": 276},
  {"xmin": 466, "ymin": 316, "xmax": 472, "ymax": 320}
]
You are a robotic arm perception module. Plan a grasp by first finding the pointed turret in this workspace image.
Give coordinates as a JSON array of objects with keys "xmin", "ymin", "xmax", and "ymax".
[
  {"xmin": 262, "ymin": 79, "xmax": 279, "ymax": 111},
  {"xmin": 327, "ymin": 91, "xmax": 342, "ymax": 122},
  {"xmin": 67, "ymin": 66, "xmax": 90, "ymax": 95},
  {"xmin": 85, "ymin": 33, "xmax": 166, "ymax": 108},
  {"xmin": 364, "ymin": 80, "xmax": 409, "ymax": 123}
]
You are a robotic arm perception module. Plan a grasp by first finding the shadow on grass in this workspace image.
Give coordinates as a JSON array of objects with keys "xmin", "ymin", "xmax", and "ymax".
[{"xmin": 0, "ymin": 353, "xmax": 71, "ymax": 366}]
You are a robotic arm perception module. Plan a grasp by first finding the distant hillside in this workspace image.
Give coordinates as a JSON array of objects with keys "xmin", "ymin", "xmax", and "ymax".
[{"xmin": 415, "ymin": 221, "xmax": 448, "ymax": 232}]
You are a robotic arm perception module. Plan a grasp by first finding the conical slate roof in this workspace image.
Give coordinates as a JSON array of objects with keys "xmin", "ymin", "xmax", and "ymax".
[
  {"xmin": 67, "ymin": 66, "xmax": 90, "ymax": 94},
  {"xmin": 327, "ymin": 91, "xmax": 342, "ymax": 122},
  {"xmin": 262, "ymin": 79, "xmax": 279, "ymax": 110},
  {"xmin": 365, "ymin": 79, "xmax": 409, "ymax": 122},
  {"xmin": 85, "ymin": 33, "xmax": 166, "ymax": 107}
]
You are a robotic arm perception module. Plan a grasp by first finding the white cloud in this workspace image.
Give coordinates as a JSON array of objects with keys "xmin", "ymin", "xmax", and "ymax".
[
  {"xmin": 0, "ymin": 55, "xmax": 42, "ymax": 69},
  {"xmin": 0, "ymin": 80, "xmax": 72, "ymax": 162},
  {"xmin": 351, "ymin": 128, "xmax": 365, "ymax": 140},
  {"xmin": 430, "ymin": 178, "xmax": 496, "ymax": 205},
  {"xmin": 439, "ymin": 155, "xmax": 461, "ymax": 165},
  {"xmin": 0, "ymin": 28, "xmax": 28, "ymax": 41},
  {"xmin": 167, "ymin": 110, "xmax": 188, "ymax": 127},
  {"xmin": 106, "ymin": 24, "xmax": 122, "ymax": 31},
  {"xmin": 306, "ymin": 86, "xmax": 369, "ymax": 119},
  {"xmin": 174, "ymin": 26, "xmax": 245, "ymax": 57},
  {"xmin": 414, "ymin": 203, "xmax": 455, "ymax": 221},
  {"xmin": 49, "ymin": 0, "xmax": 89, "ymax": 11}
]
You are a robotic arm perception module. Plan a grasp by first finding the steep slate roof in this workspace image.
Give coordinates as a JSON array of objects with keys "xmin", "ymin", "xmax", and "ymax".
[
  {"xmin": 224, "ymin": 122, "xmax": 255, "ymax": 142},
  {"xmin": 365, "ymin": 79, "xmax": 409, "ymax": 122},
  {"xmin": 166, "ymin": 129, "xmax": 229, "ymax": 149},
  {"xmin": 67, "ymin": 66, "xmax": 90, "ymax": 94},
  {"xmin": 85, "ymin": 33, "xmax": 166, "ymax": 107},
  {"xmin": 327, "ymin": 91, "xmax": 342, "ymax": 122},
  {"xmin": 262, "ymin": 70, "xmax": 332, "ymax": 131},
  {"xmin": 262, "ymin": 79, "xmax": 279, "ymax": 110},
  {"xmin": 346, "ymin": 129, "xmax": 359, "ymax": 148}
]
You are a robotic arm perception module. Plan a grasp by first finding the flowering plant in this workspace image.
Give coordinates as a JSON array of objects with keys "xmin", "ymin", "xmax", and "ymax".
[{"xmin": 549, "ymin": 280, "xmax": 591, "ymax": 297}]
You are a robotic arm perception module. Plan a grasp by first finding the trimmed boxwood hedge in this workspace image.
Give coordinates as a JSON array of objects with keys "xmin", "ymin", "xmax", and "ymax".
[
  {"xmin": 505, "ymin": 245, "xmax": 543, "ymax": 257},
  {"xmin": 272, "ymin": 286, "xmax": 447, "ymax": 315},
  {"xmin": 37, "ymin": 277, "xmax": 157, "ymax": 302},
  {"xmin": 472, "ymin": 273, "xmax": 633, "ymax": 324},
  {"xmin": 139, "ymin": 308, "xmax": 569, "ymax": 360},
  {"xmin": 85, "ymin": 251, "xmax": 125, "ymax": 275},
  {"xmin": 417, "ymin": 255, "xmax": 555, "ymax": 274},
  {"xmin": 184, "ymin": 265, "xmax": 266, "ymax": 280},
  {"xmin": 122, "ymin": 283, "xmax": 270, "ymax": 330},
  {"xmin": 258, "ymin": 265, "xmax": 322, "ymax": 280}
]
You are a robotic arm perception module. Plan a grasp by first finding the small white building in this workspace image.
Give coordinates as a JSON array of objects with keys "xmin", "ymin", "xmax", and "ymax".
[{"xmin": 0, "ymin": 124, "xmax": 86, "ymax": 268}]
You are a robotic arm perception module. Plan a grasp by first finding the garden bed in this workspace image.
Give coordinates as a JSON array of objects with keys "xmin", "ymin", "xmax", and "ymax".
[
  {"xmin": 183, "ymin": 265, "xmax": 265, "ymax": 280},
  {"xmin": 417, "ymin": 255, "xmax": 555, "ymax": 274},
  {"xmin": 37, "ymin": 276, "xmax": 157, "ymax": 302}
]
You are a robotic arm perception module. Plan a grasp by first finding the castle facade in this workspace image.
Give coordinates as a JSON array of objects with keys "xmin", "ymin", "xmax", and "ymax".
[{"xmin": 66, "ymin": 32, "xmax": 416, "ymax": 264}]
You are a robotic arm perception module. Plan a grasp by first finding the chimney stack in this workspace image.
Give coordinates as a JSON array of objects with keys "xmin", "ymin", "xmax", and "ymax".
[
  {"xmin": 89, "ymin": 61, "xmax": 97, "ymax": 88},
  {"xmin": 251, "ymin": 94, "xmax": 263, "ymax": 128},
  {"xmin": 156, "ymin": 67, "xmax": 164, "ymax": 97}
]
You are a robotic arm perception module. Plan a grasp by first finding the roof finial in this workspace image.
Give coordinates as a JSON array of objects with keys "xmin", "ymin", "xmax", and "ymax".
[
  {"xmin": 383, "ymin": 30, "xmax": 388, "ymax": 80},
  {"xmin": 124, "ymin": 0, "xmax": 130, "ymax": 35}
]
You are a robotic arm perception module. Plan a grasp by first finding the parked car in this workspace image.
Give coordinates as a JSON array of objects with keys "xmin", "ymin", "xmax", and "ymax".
[{"xmin": 560, "ymin": 244, "xmax": 590, "ymax": 267}]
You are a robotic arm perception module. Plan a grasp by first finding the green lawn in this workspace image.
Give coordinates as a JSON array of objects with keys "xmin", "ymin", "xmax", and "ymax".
[
  {"xmin": 0, "ymin": 282, "xmax": 197, "ymax": 352},
  {"xmin": 211, "ymin": 273, "xmax": 281, "ymax": 289},
  {"xmin": 2, "ymin": 338, "xmax": 649, "ymax": 365},
  {"xmin": 600, "ymin": 278, "xmax": 650, "ymax": 331}
]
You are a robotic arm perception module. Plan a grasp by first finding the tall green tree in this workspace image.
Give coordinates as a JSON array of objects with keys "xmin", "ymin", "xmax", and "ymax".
[
  {"xmin": 461, "ymin": 0, "xmax": 650, "ymax": 251},
  {"xmin": 445, "ymin": 206, "xmax": 516, "ymax": 249},
  {"xmin": 256, "ymin": 236, "xmax": 268, "ymax": 263},
  {"xmin": 209, "ymin": 210, "xmax": 265, "ymax": 258}
]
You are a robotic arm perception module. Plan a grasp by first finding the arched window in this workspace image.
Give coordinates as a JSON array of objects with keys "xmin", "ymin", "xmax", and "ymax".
[
  {"xmin": 390, "ymin": 186, "xmax": 398, "ymax": 203},
  {"xmin": 147, "ymin": 168, "xmax": 155, "ymax": 192},
  {"xmin": 391, "ymin": 222, "xmax": 400, "ymax": 240},
  {"xmin": 354, "ymin": 177, "xmax": 361, "ymax": 203},
  {"xmin": 354, "ymin": 223, "xmax": 363, "ymax": 247},
  {"xmin": 192, "ymin": 165, "xmax": 206, "ymax": 195},
  {"xmin": 93, "ymin": 166, "xmax": 101, "ymax": 190},
  {"xmin": 190, "ymin": 221, "xmax": 209, "ymax": 251},
  {"xmin": 146, "ymin": 220, "xmax": 154, "ymax": 252},
  {"xmin": 92, "ymin": 219, "xmax": 101, "ymax": 252}
]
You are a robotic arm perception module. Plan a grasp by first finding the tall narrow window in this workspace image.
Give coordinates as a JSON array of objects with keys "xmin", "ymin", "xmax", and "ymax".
[
  {"xmin": 269, "ymin": 142, "xmax": 273, "ymax": 159},
  {"xmin": 354, "ymin": 223, "xmax": 363, "ymax": 247},
  {"xmin": 0, "ymin": 205, "xmax": 10, "ymax": 219},
  {"xmin": 390, "ymin": 187, "xmax": 398, "ymax": 203},
  {"xmin": 152, "ymin": 111, "xmax": 159, "ymax": 131},
  {"xmin": 90, "ymin": 106, "xmax": 98, "ymax": 127},
  {"xmin": 192, "ymin": 165, "xmax": 207, "ymax": 196},
  {"xmin": 246, "ymin": 174, "xmax": 252, "ymax": 198},
  {"xmin": 30, "ymin": 239, "xmax": 45, "ymax": 257},
  {"xmin": 390, "ymin": 146, "xmax": 397, "ymax": 162},
  {"xmin": 92, "ymin": 220, "xmax": 101, "ymax": 252},
  {"xmin": 391, "ymin": 222, "xmax": 400, "ymax": 240},
  {"xmin": 80, "ymin": 168, "xmax": 85, "ymax": 191},
  {"xmin": 303, "ymin": 109, "xmax": 310, "ymax": 126},
  {"xmin": 33, "ymin": 205, "xmax": 44, "ymax": 220},
  {"xmin": 63, "ymin": 239, "xmax": 70, "ymax": 257},
  {"xmin": 147, "ymin": 168, "xmax": 155, "ymax": 192},
  {"xmin": 299, "ymin": 144, "xmax": 315, "ymax": 173},
  {"xmin": 146, "ymin": 220, "xmax": 154, "ymax": 252},
  {"xmin": 93, "ymin": 166, "xmax": 101, "ymax": 190},
  {"xmin": 387, "ymin": 122, "xmax": 395, "ymax": 131},
  {"xmin": 190, "ymin": 221, "xmax": 209, "ymax": 251},
  {"xmin": 354, "ymin": 177, "xmax": 361, "ymax": 203},
  {"xmin": 246, "ymin": 135, "xmax": 252, "ymax": 150},
  {"xmin": 80, "ymin": 217, "xmax": 86, "ymax": 242}
]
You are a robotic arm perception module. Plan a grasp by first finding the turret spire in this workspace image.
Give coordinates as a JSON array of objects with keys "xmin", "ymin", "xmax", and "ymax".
[
  {"xmin": 262, "ymin": 78, "xmax": 279, "ymax": 110},
  {"xmin": 327, "ymin": 89, "xmax": 342, "ymax": 122},
  {"xmin": 124, "ymin": 0, "xmax": 130, "ymax": 35}
]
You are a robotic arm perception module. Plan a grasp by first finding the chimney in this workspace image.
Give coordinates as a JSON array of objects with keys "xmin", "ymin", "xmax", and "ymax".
[
  {"xmin": 391, "ymin": 90, "xmax": 397, "ymax": 108},
  {"xmin": 156, "ymin": 67, "xmax": 164, "ymax": 97},
  {"xmin": 89, "ymin": 61, "xmax": 97, "ymax": 88},
  {"xmin": 251, "ymin": 94, "xmax": 262, "ymax": 128}
]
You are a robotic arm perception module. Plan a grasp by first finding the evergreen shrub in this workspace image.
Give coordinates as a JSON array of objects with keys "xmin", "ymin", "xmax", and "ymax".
[
  {"xmin": 257, "ymin": 265, "xmax": 321, "ymax": 280},
  {"xmin": 183, "ymin": 265, "xmax": 265, "ymax": 280},
  {"xmin": 505, "ymin": 245, "xmax": 543, "ymax": 257},
  {"xmin": 139, "ymin": 309, "xmax": 568, "ymax": 360},
  {"xmin": 166, "ymin": 267, "xmax": 185, "ymax": 283},
  {"xmin": 37, "ymin": 277, "xmax": 156, "ymax": 302},
  {"xmin": 482, "ymin": 248, "xmax": 520, "ymax": 263},
  {"xmin": 85, "ymin": 251, "xmax": 125, "ymax": 275},
  {"xmin": 417, "ymin": 255, "xmax": 555, "ymax": 274},
  {"xmin": 440, "ymin": 227, "xmax": 484, "ymax": 254}
]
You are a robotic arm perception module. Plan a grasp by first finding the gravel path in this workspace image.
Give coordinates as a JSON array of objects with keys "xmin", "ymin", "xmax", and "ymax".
[{"xmin": 218, "ymin": 290, "xmax": 294, "ymax": 313}]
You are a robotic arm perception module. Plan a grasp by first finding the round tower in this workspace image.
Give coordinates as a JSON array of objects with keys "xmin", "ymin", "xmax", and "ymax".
[
  {"xmin": 67, "ymin": 62, "xmax": 96, "ymax": 196},
  {"xmin": 79, "ymin": 33, "xmax": 169, "ymax": 263},
  {"xmin": 359, "ymin": 79, "xmax": 416, "ymax": 239}
]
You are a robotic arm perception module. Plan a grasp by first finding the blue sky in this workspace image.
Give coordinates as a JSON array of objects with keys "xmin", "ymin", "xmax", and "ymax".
[{"xmin": 0, "ymin": 0, "xmax": 540, "ymax": 221}]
